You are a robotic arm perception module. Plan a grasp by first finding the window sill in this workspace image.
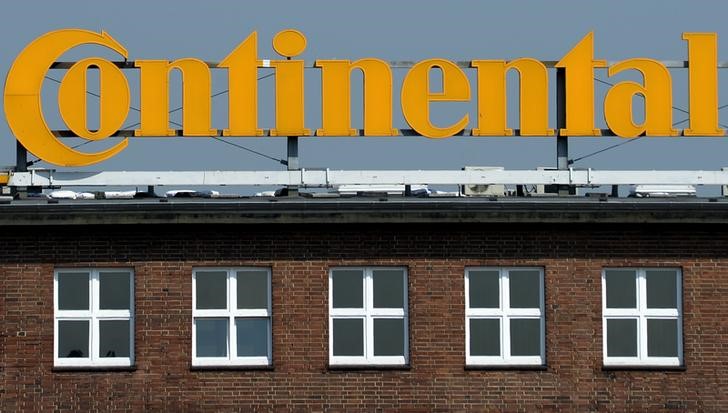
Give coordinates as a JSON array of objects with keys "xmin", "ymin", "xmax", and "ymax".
[
  {"xmin": 602, "ymin": 365, "xmax": 686, "ymax": 372},
  {"xmin": 328, "ymin": 364, "xmax": 411, "ymax": 371},
  {"xmin": 465, "ymin": 364, "xmax": 547, "ymax": 371},
  {"xmin": 53, "ymin": 365, "xmax": 137, "ymax": 372},
  {"xmin": 190, "ymin": 364, "xmax": 274, "ymax": 372}
]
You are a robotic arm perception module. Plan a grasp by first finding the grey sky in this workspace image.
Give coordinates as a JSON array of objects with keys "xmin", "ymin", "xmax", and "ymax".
[{"xmin": 2, "ymin": 0, "xmax": 728, "ymax": 181}]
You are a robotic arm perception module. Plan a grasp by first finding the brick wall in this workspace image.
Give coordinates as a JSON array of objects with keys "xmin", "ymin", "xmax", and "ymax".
[{"xmin": 1, "ymin": 223, "xmax": 726, "ymax": 412}]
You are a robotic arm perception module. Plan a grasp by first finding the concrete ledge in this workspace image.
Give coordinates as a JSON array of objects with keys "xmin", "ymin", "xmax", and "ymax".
[{"xmin": 2, "ymin": 198, "xmax": 728, "ymax": 225}]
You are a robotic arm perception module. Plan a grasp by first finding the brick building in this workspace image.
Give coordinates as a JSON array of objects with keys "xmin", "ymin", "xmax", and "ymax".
[{"xmin": 1, "ymin": 197, "xmax": 727, "ymax": 411}]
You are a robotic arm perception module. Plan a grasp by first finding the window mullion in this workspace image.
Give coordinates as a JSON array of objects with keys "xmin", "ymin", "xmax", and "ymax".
[
  {"xmin": 677, "ymin": 270, "xmax": 683, "ymax": 365},
  {"xmin": 365, "ymin": 314, "xmax": 373, "ymax": 360},
  {"xmin": 229, "ymin": 270, "xmax": 235, "ymax": 360},
  {"xmin": 365, "ymin": 269, "xmax": 372, "ymax": 360},
  {"xmin": 501, "ymin": 269, "xmax": 509, "ymax": 314},
  {"xmin": 192, "ymin": 272, "xmax": 197, "ymax": 314},
  {"xmin": 640, "ymin": 271, "xmax": 645, "ymax": 361},
  {"xmin": 229, "ymin": 269, "xmax": 235, "ymax": 313},
  {"xmin": 91, "ymin": 270, "xmax": 98, "ymax": 362},
  {"xmin": 91, "ymin": 270, "xmax": 98, "ymax": 314},
  {"xmin": 192, "ymin": 316, "xmax": 198, "ymax": 362},
  {"xmin": 229, "ymin": 315, "xmax": 235, "ymax": 360},
  {"xmin": 501, "ymin": 314, "xmax": 509, "ymax": 360},
  {"xmin": 90, "ymin": 315, "xmax": 97, "ymax": 363},
  {"xmin": 501, "ymin": 269, "xmax": 509, "ymax": 359}
]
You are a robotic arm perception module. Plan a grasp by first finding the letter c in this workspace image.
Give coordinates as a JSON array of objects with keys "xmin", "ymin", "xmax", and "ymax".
[{"xmin": 4, "ymin": 29, "xmax": 129, "ymax": 166}]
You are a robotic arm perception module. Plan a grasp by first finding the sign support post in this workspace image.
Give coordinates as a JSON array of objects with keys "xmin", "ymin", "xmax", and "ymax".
[
  {"xmin": 15, "ymin": 141, "xmax": 27, "ymax": 174},
  {"xmin": 287, "ymin": 136, "xmax": 299, "ymax": 196},
  {"xmin": 555, "ymin": 67, "xmax": 570, "ymax": 196},
  {"xmin": 13, "ymin": 141, "xmax": 28, "ymax": 198}
]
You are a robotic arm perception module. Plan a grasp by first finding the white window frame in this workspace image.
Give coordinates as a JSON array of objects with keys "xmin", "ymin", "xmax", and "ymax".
[
  {"xmin": 54, "ymin": 268, "xmax": 134, "ymax": 367},
  {"xmin": 192, "ymin": 267, "xmax": 272, "ymax": 367},
  {"xmin": 602, "ymin": 268, "xmax": 683, "ymax": 367},
  {"xmin": 465, "ymin": 267, "xmax": 545, "ymax": 366},
  {"xmin": 328, "ymin": 267, "xmax": 409, "ymax": 366}
]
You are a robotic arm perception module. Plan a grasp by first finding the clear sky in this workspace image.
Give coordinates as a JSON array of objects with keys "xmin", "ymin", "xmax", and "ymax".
[{"xmin": 2, "ymin": 0, "xmax": 728, "ymax": 185}]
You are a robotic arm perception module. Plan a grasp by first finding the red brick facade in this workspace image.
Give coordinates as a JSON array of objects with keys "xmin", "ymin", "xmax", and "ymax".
[{"xmin": 1, "ymin": 223, "xmax": 727, "ymax": 411}]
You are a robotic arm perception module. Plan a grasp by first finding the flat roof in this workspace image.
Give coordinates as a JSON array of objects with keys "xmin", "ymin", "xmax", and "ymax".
[{"xmin": 2, "ymin": 196, "xmax": 728, "ymax": 225}]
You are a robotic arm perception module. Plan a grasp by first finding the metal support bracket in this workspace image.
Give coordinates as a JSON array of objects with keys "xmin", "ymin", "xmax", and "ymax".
[{"xmin": 287, "ymin": 136, "xmax": 299, "ymax": 197}]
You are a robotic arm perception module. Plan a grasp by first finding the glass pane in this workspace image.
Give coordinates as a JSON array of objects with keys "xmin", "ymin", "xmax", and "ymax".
[
  {"xmin": 373, "ymin": 270, "xmax": 404, "ymax": 309},
  {"xmin": 237, "ymin": 271, "xmax": 269, "ymax": 309},
  {"xmin": 58, "ymin": 272, "xmax": 89, "ymax": 310},
  {"xmin": 509, "ymin": 270, "xmax": 541, "ymax": 309},
  {"xmin": 606, "ymin": 318, "xmax": 638, "ymax": 357},
  {"xmin": 99, "ymin": 272, "xmax": 131, "ymax": 310},
  {"xmin": 468, "ymin": 271, "xmax": 499, "ymax": 309},
  {"xmin": 605, "ymin": 270, "xmax": 636, "ymax": 309},
  {"xmin": 332, "ymin": 270, "xmax": 363, "ymax": 308},
  {"xmin": 646, "ymin": 270, "xmax": 678, "ymax": 309},
  {"xmin": 236, "ymin": 318, "xmax": 269, "ymax": 357},
  {"xmin": 195, "ymin": 318, "xmax": 228, "ymax": 357},
  {"xmin": 373, "ymin": 318, "xmax": 405, "ymax": 356},
  {"xmin": 332, "ymin": 318, "xmax": 364, "ymax": 356},
  {"xmin": 58, "ymin": 320, "xmax": 89, "ymax": 358},
  {"xmin": 469, "ymin": 318, "xmax": 500, "ymax": 356},
  {"xmin": 647, "ymin": 319, "xmax": 679, "ymax": 357},
  {"xmin": 195, "ymin": 271, "xmax": 227, "ymax": 310},
  {"xmin": 99, "ymin": 320, "xmax": 130, "ymax": 358},
  {"xmin": 510, "ymin": 319, "xmax": 541, "ymax": 356}
]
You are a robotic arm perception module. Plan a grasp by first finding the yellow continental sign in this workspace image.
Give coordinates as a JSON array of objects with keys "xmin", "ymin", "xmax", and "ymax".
[{"xmin": 3, "ymin": 29, "xmax": 724, "ymax": 166}]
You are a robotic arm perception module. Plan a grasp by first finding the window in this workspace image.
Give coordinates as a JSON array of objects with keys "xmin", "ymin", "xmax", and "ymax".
[
  {"xmin": 54, "ymin": 269, "xmax": 134, "ymax": 367},
  {"xmin": 465, "ymin": 267, "xmax": 545, "ymax": 366},
  {"xmin": 602, "ymin": 268, "xmax": 682, "ymax": 366},
  {"xmin": 192, "ymin": 268, "xmax": 271, "ymax": 367},
  {"xmin": 329, "ymin": 268, "xmax": 408, "ymax": 366}
]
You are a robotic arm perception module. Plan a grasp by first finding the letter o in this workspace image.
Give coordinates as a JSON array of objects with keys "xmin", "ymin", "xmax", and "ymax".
[{"xmin": 58, "ymin": 58, "xmax": 130, "ymax": 140}]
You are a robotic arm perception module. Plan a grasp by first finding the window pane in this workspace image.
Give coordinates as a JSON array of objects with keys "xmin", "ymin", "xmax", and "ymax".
[
  {"xmin": 332, "ymin": 270, "xmax": 363, "ymax": 309},
  {"xmin": 605, "ymin": 270, "xmax": 637, "ymax": 309},
  {"xmin": 99, "ymin": 272, "xmax": 131, "ymax": 310},
  {"xmin": 647, "ymin": 319, "xmax": 679, "ymax": 357},
  {"xmin": 58, "ymin": 320, "xmax": 89, "ymax": 358},
  {"xmin": 237, "ymin": 271, "xmax": 269, "ymax": 309},
  {"xmin": 195, "ymin": 271, "xmax": 227, "ymax": 310},
  {"xmin": 646, "ymin": 270, "xmax": 678, "ymax": 309},
  {"xmin": 469, "ymin": 318, "xmax": 500, "ymax": 356},
  {"xmin": 99, "ymin": 320, "xmax": 130, "ymax": 358},
  {"xmin": 509, "ymin": 270, "xmax": 540, "ymax": 309},
  {"xmin": 332, "ymin": 318, "xmax": 364, "ymax": 356},
  {"xmin": 58, "ymin": 272, "xmax": 89, "ymax": 310},
  {"xmin": 373, "ymin": 270, "xmax": 404, "ymax": 309},
  {"xmin": 236, "ymin": 318, "xmax": 269, "ymax": 357},
  {"xmin": 373, "ymin": 318, "xmax": 405, "ymax": 356},
  {"xmin": 468, "ymin": 271, "xmax": 499, "ymax": 309},
  {"xmin": 196, "ymin": 319, "xmax": 228, "ymax": 357},
  {"xmin": 606, "ymin": 318, "xmax": 638, "ymax": 357},
  {"xmin": 510, "ymin": 318, "xmax": 541, "ymax": 356}
]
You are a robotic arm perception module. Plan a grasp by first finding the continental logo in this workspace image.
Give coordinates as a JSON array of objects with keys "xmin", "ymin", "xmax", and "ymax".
[{"xmin": 3, "ymin": 29, "xmax": 723, "ymax": 166}]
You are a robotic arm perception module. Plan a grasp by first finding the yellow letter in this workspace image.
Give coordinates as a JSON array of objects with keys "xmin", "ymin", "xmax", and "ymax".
[
  {"xmin": 3, "ymin": 29, "xmax": 129, "ymax": 166},
  {"xmin": 683, "ymin": 33, "xmax": 724, "ymax": 136},
  {"xmin": 315, "ymin": 59, "xmax": 397, "ymax": 136},
  {"xmin": 269, "ymin": 29, "xmax": 311, "ymax": 136},
  {"xmin": 219, "ymin": 32, "xmax": 263, "ymax": 136},
  {"xmin": 134, "ymin": 59, "xmax": 216, "ymax": 136},
  {"xmin": 401, "ymin": 59, "xmax": 470, "ymax": 138},
  {"xmin": 471, "ymin": 58, "xmax": 554, "ymax": 136},
  {"xmin": 555, "ymin": 33, "xmax": 606, "ymax": 136},
  {"xmin": 604, "ymin": 59, "xmax": 679, "ymax": 138},
  {"xmin": 58, "ymin": 58, "xmax": 130, "ymax": 140}
]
